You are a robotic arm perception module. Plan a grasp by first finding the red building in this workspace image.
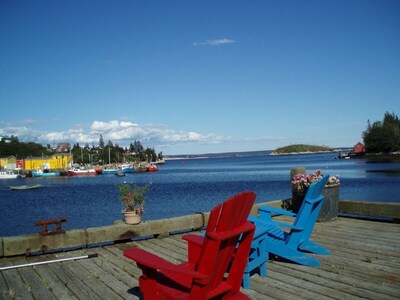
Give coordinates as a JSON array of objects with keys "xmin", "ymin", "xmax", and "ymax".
[{"xmin": 353, "ymin": 142, "xmax": 366, "ymax": 154}]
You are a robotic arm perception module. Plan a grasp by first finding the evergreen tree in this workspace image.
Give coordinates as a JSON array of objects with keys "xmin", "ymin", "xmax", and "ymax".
[
  {"xmin": 99, "ymin": 135, "xmax": 105, "ymax": 148},
  {"xmin": 363, "ymin": 111, "xmax": 400, "ymax": 153}
]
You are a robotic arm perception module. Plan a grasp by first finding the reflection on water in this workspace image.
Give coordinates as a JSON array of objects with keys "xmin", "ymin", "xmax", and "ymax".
[
  {"xmin": 1, "ymin": 152, "xmax": 399, "ymax": 236},
  {"xmin": 367, "ymin": 169, "xmax": 400, "ymax": 175}
]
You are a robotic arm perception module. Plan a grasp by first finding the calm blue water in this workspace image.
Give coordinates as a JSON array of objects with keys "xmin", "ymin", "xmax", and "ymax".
[{"xmin": 1, "ymin": 153, "xmax": 400, "ymax": 237}]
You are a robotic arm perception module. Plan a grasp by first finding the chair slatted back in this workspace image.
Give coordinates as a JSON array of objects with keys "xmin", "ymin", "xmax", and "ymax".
[
  {"xmin": 194, "ymin": 191, "xmax": 256, "ymax": 295},
  {"xmin": 289, "ymin": 175, "xmax": 329, "ymax": 247}
]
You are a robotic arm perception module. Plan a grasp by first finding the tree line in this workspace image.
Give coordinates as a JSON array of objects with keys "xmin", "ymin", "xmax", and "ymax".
[
  {"xmin": 0, "ymin": 136, "xmax": 53, "ymax": 158},
  {"xmin": 71, "ymin": 135, "xmax": 163, "ymax": 165},
  {"xmin": 0, "ymin": 135, "xmax": 163, "ymax": 165},
  {"xmin": 363, "ymin": 111, "xmax": 400, "ymax": 153}
]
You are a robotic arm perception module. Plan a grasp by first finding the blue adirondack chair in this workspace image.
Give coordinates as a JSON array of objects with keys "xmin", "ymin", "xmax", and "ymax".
[{"xmin": 243, "ymin": 175, "xmax": 330, "ymax": 288}]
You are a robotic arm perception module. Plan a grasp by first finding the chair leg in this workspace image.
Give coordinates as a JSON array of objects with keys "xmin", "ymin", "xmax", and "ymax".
[
  {"xmin": 137, "ymin": 265, "xmax": 159, "ymax": 298},
  {"xmin": 242, "ymin": 234, "xmax": 269, "ymax": 288},
  {"xmin": 267, "ymin": 244, "xmax": 321, "ymax": 267},
  {"xmin": 242, "ymin": 272, "xmax": 251, "ymax": 289},
  {"xmin": 257, "ymin": 238, "xmax": 268, "ymax": 278},
  {"xmin": 259, "ymin": 260, "xmax": 267, "ymax": 278},
  {"xmin": 299, "ymin": 240, "xmax": 331, "ymax": 255}
]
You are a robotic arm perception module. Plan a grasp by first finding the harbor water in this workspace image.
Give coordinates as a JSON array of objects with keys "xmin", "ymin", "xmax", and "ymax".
[{"xmin": 1, "ymin": 152, "xmax": 400, "ymax": 237}]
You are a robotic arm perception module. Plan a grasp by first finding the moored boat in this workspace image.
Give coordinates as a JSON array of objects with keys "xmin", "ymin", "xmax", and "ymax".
[
  {"xmin": 32, "ymin": 169, "xmax": 60, "ymax": 177},
  {"xmin": 0, "ymin": 171, "xmax": 20, "ymax": 179},
  {"xmin": 147, "ymin": 164, "xmax": 159, "ymax": 172},
  {"xmin": 68, "ymin": 167, "xmax": 102, "ymax": 176},
  {"xmin": 121, "ymin": 163, "xmax": 135, "ymax": 173},
  {"xmin": 10, "ymin": 184, "xmax": 42, "ymax": 190},
  {"xmin": 102, "ymin": 168, "xmax": 119, "ymax": 175}
]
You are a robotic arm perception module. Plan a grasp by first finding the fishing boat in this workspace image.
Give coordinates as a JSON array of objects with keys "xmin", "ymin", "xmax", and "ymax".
[
  {"xmin": 147, "ymin": 164, "xmax": 159, "ymax": 172},
  {"xmin": 32, "ymin": 169, "xmax": 60, "ymax": 177},
  {"xmin": 102, "ymin": 168, "xmax": 119, "ymax": 175},
  {"xmin": 121, "ymin": 163, "xmax": 135, "ymax": 173},
  {"xmin": 68, "ymin": 167, "xmax": 102, "ymax": 176},
  {"xmin": 0, "ymin": 171, "xmax": 20, "ymax": 179},
  {"xmin": 103, "ymin": 163, "xmax": 134, "ymax": 174},
  {"xmin": 10, "ymin": 184, "xmax": 42, "ymax": 190},
  {"xmin": 115, "ymin": 171, "xmax": 126, "ymax": 177}
]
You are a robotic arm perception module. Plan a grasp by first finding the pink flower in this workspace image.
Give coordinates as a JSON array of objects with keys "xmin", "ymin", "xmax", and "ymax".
[{"xmin": 292, "ymin": 170, "xmax": 340, "ymax": 192}]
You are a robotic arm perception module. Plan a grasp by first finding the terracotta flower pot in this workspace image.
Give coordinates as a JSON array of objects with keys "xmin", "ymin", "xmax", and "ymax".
[{"xmin": 123, "ymin": 211, "xmax": 141, "ymax": 225}]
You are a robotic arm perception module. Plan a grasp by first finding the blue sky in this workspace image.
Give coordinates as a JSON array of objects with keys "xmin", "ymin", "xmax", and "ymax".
[{"xmin": 1, "ymin": 1, "xmax": 399, "ymax": 155}]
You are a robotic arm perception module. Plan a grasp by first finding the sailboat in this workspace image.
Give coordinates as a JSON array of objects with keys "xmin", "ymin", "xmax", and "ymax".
[{"xmin": 102, "ymin": 147, "xmax": 119, "ymax": 174}]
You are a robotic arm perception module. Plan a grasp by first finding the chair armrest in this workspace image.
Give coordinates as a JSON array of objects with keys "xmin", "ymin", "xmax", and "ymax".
[
  {"xmin": 123, "ymin": 248, "xmax": 208, "ymax": 283},
  {"xmin": 268, "ymin": 221, "xmax": 304, "ymax": 231},
  {"xmin": 207, "ymin": 222, "xmax": 255, "ymax": 241},
  {"xmin": 248, "ymin": 216, "xmax": 304, "ymax": 232},
  {"xmin": 258, "ymin": 205, "xmax": 297, "ymax": 217},
  {"xmin": 182, "ymin": 234, "xmax": 204, "ymax": 264},
  {"xmin": 183, "ymin": 234, "xmax": 203, "ymax": 246},
  {"xmin": 193, "ymin": 223, "xmax": 255, "ymax": 242}
]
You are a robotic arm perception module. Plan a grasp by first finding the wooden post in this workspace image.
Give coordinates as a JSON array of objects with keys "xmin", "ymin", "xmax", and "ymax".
[
  {"xmin": 287, "ymin": 167, "xmax": 306, "ymax": 212},
  {"xmin": 290, "ymin": 167, "xmax": 306, "ymax": 180}
]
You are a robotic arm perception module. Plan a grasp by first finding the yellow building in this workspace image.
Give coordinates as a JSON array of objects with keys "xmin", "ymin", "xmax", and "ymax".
[
  {"xmin": 23, "ymin": 154, "xmax": 73, "ymax": 171},
  {"xmin": 0, "ymin": 156, "xmax": 16, "ymax": 170}
]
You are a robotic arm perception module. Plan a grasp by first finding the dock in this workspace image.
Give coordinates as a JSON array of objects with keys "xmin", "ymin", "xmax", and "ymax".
[{"xmin": 1, "ymin": 201, "xmax": 399, "ymax": 299}]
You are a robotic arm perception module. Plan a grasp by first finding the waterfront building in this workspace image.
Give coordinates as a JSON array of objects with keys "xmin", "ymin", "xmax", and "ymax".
[
  {"xmin": 22, "ymin": 154, "xmax": 73, "ymax": 171},
  {"xmin": 0, "ymin": 155, "xmax": 16, "ymax": 170}
]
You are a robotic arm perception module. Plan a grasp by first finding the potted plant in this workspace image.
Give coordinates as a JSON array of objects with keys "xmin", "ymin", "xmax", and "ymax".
[
  {"xmin": 290, "ymin": 169, "xmax": 324, "ymax": 213},
  {"xmin": 290, "ymin": 169, "xmax": 340, "ymax": 221},
  {"xmin": 319, "ymin": 174, "xmax": 340, "ymax": 222},
  {"xmin": 118, "ymin": 183, "xmax": 149, "ymax": 224}
]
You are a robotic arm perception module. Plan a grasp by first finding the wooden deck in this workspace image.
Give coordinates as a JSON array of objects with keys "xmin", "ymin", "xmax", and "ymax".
[{"xmin": 0, "ymin": 216, "xmax": 399, "ymax": 299}]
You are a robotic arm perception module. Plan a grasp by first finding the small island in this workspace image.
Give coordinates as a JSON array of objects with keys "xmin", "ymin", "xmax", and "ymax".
[{"xmin": 270, "ymin": 144, "xmax": 334, "ymax": 156}]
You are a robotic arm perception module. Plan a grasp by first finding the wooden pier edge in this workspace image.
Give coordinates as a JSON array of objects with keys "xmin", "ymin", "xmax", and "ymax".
[
  {"xmin": 264, "ymin": 199, "xmax": 400, "ymax": 220},
  {"xmin": 338, "ymin": 200, "xmax": 400, "ymax": 220},
  {"xmin": 1, "ymin": 200, "xmax": 399, "ymax": 257}
]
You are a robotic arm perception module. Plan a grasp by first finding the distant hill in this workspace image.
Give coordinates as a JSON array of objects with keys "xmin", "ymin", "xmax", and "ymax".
[{"xmin": 271, "ymin": 144, "xmax": 334, "ymax": 155}]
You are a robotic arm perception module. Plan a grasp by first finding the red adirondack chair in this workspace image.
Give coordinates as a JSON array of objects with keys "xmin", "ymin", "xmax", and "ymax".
[{"xmin": 123, "ymin": 191, "xmax": 256, "ymax": 299}]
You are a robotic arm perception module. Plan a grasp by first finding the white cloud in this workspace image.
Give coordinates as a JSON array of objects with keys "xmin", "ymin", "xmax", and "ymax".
[
  {"xmin": 91, "ymin": 120, "xmax": 136, "ymax": 131},
  {"xmin": 0, "ymin": 119, "xmax": 225, "ymax": 151},
  {"xmin": 193, "ymin": 38, "xmax": 235, "ymax": 47},
  {"xmin": 1, "ymin": 119, "xmax": 291, "ymax": 154}
]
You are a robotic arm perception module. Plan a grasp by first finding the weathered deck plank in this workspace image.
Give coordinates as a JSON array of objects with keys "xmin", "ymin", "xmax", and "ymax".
[
  {"xmin": 1, "ymin": 267, "xmax": 35, "ymax": 300},
  {"xmin": 0, "ymin": 217, "xmax": 399, "ymax": 299},
  {"xmin": 47, "ymin": 260, "xmax": 103, "ymax": 300},
  {"xmin": 0, "ymin": 269, "xmax": 15, "ymax": 300},
  {"xmin": 268, "ymin": 262, "xmax": 391, "ymax": 300},
  {"xmin": 13, "ymin": 266, "xmax": 57, "ymax": 300},
  {"xmin": 34, "ymin": 264, "xmax": 78, "ymax": 300}
]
